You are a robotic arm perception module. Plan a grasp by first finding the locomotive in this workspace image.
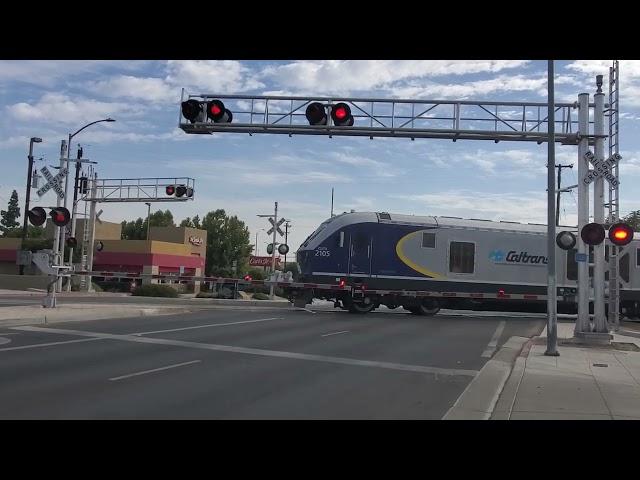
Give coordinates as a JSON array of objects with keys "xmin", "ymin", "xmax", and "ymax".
[{"xmin": 295, "ymin": 211, "xmax": 640, "ymax": 317}]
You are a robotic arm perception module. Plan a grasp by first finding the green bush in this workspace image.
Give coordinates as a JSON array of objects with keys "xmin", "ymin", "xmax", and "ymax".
[
  {"xmin": 131, "ymin": 284, "xmax": 179, "ymax": 298},
  {"xmin": 253, "ymin": 292, "xmax": 270, "ymax": 300},
  {"xmin": 196, "ymin": 292, "xmax": 218, "ymax": 299},
  {"xmin": 95, "ymin": 280, "xmax": 135, "ymax": 293}
]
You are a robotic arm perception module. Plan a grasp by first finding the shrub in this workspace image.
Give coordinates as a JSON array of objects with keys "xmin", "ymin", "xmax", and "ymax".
[
  {"xmin": 253, "ymin": 292, "xmax": 270, "ymax": 300},
  {"xmin": 196, "ymin": 292, "xmax": 218, "ymax": 299},
  {"xmin": 131, "ymin": 284, "xmax": 179, "ymax": 298}
]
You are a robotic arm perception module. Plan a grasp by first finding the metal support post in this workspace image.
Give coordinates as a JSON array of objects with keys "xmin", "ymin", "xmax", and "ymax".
[
  {"xmin": 575, "ymin": 93, "xmax": 590, "ymax": 335},
  {"xmin": 270, "ymin": 201, "xmax": 278, "ymax": 300},
  {"xmin": 85, "ymin": 172, "xmax": 98, "ymax": 292},
  {"xmin": 53, "ymin": 140, "xmax": 66, "ymax": 292},
  {"xmin": 20, "ymin": 139, "xmax": 38, "ymax": 275},
  {"xmin": 593, "ymin": 82, "xmax": 607, "ymax": 332},
  {"xmin": 545, "ymin": 60, "xmax": 559, "ymax": 357},
  {"xmin": 65, "ymin": 148, "xmax": 82, "ymax": 291}
]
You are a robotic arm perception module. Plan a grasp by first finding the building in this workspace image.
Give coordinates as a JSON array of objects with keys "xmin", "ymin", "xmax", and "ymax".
[
  {"xmin": 0, "ymin": 222, "xmax": 208, "ymax": 292},
  {"xmin": 92, "ymin": 226, "xmax": 207, "ymax": 291}
]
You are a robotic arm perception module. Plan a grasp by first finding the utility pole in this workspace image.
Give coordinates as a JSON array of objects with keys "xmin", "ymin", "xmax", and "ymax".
[
  {"xmin": 331, "ymin": 187, "xmax": 334, "ymax": 217},
  {"xmin": 555, "ymin": 163, "xmax": 573, "ymax": 226},
  {"xmin": 284, "ymin": 221, "xmax": 290, "ymax": 270}
]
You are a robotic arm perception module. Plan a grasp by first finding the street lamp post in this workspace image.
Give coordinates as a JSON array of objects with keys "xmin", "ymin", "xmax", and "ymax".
[
  {"xmin": 62, "ymin": 118, "xmax": 115, "ymax": 291},
  {"xmin": 20, "ymin": 137, "xmax": 43, "ymax": 275},
  {"xmin": 145, "ymin": 203, "xmax": 151, "ymax": 240}
]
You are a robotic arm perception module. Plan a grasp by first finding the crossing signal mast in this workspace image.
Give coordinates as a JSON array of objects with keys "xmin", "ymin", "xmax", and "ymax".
[{"xmin": 178, "ymin": 61, "xmax": 627, "ymax": 344}]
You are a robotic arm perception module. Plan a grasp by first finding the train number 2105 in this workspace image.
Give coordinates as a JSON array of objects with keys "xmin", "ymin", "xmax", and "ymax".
[{"xmin": 315, "ymin": 249, "xmax": 331, "ymax": 257}]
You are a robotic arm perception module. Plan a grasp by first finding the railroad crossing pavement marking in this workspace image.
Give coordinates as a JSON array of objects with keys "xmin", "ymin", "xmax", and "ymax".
[
  {"xmin": 109, "ymin": 360, "xmax": 202, "ymax": 381},
  {"xmin": 133, "ymin": 317, "xmax": 285, "ymax": 336},
  {"xmin": 481, "ymin": 320, "xmax": 506, "ymax": 358},
  {"xmin": 12, "ymin": 326, "xmax": 479, "ymax": 378},
  {"xmin": 321, "ymin": 331, "xmax": 350, "ymax": 337}
]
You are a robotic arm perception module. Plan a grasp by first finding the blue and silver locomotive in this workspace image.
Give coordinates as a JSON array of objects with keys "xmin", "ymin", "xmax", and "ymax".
[{"xmin": 296, "ymin": 211, "xmax": 640, "ymax": 317}]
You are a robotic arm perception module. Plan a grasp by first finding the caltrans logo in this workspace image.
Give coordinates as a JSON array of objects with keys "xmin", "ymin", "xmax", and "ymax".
[
  {"xmin": 489, "ymin": 249, "xmax": 548, "ymax": 266},
  {"xmin": 489, "ymin": 250, "xmax": 505, "ymax": 262}
]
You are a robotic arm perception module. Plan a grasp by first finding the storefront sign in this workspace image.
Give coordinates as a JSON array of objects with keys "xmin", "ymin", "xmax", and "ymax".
[
  {"xmin": 249, "ymin": 256, "xmax": 281, "ymax": 267},
  {"xmin": 189, "ymin": 236, "xmax": 203, "ymax": 246}
]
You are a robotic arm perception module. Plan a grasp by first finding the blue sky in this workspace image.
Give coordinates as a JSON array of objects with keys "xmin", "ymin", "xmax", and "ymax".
[{"xmin": 2, "ymin": 60, "xmax": 640, "ymax": 254}]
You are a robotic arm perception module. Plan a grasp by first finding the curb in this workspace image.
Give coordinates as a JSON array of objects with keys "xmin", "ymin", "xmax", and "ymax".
[
  {"xmin": 442, "ymin": 336, "xmax": 529, "ymax": 420},
  {"xmin": 0, "ymin": 305, "xmax": 194, "ymax": 328}
]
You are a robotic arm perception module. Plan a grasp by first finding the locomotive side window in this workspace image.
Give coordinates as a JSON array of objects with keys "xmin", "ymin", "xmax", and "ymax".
[
  {"xmin": 338, "ymin": 231, "xmax": 344, "ymax": 247},
  {"xmin": 566, "ymin": 249, "xmax": 577, "ymax": 280},
  {"xmin": 621, "ymin": 253, "xmax": 630, "ymax": 282},
  {"xmin": 422, "ymin": 232, "xmax": 436, "ymax": 248},
  {"xmin": 449, "ymin": 241, "xmax": 475, "ymax": 274}
]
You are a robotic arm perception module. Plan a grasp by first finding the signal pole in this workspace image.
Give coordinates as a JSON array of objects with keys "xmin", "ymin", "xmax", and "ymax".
[
  {"xmin": 53, "ymin": 140, "xmax": 66, "ymax": 292},
  {"xmin": 555, "ymin": 164, "xmax": 573, "ymax": 226},
  {"xmin": 545, "ymin": 60, "xmax": 559, "ymax": 357},
  {"xmin": 20, "ymin": 137, "xmax": 42, "ymax": 275},
  {"xmin": 270, "ymin": 202, "xmax": 278, "ymax": 299}
]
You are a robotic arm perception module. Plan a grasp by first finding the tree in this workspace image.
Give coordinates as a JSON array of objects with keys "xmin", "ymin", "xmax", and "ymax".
[
  {"xmin": 198, "ymin": 209, "xmax": 252, "ymax": 276},
  {"xmin": 180, "ymin": 215, "xmax": 201, "ymax": 229},
  {"xmin": 622, "ymin": 210, "xmax": 640, "ymax": 232},
  {"xmin": 1, "ymin": 190, "xmax": 21, "ymax": 235},
  {"xmin": 121, "ymin": 209, "xmax": 175, "ymax": 239}
]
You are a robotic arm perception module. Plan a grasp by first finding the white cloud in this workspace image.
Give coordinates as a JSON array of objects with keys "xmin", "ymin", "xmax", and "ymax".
[
  {"xmin": 389, "ymin": 190, "xmax": 571, "ymax": 225},
  {"xmin": 84, "ymin": 75, "xmax": 177, "ymax": 103},
  {"xmin": 165, "ymin": 60, "xmax": 264, "ymax": 93},
  {"xmin": 0, "ymin": 60, "xmax": 150, "ymax": 87},
  {"xmin": 259, "ymin": 60, "xmax": 530, "ymax": 95},
  {"xmin": 6, "ymin": 92, "xmax": 137, "ymax": 126}
]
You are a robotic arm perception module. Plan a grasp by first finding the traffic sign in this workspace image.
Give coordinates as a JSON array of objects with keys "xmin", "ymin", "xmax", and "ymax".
[
  {"xmin": 36, "ymin": 166, "xmax": 67, "ymax": 199},
  {"xmin": 582, "ymin": 151, "xmax": 620, "ymax": 187},
  {"xmin": 267, "ymin": 217, "xmax": 286, "ymax": 236},
  {"xmin": 575, "ymin": 253, "xmax": 587, "ymax": 262}
]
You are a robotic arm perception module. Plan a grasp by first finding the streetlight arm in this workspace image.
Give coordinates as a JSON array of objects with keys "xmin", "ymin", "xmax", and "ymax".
[{"xmin": 70, "ymin": 118, "xmax": 115, "ymax": 140}]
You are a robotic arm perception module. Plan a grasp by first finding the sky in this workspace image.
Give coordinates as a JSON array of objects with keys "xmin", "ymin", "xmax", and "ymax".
[{"xmin": 2, "ymin": 60, "xmax": 640, "ymax": 255}]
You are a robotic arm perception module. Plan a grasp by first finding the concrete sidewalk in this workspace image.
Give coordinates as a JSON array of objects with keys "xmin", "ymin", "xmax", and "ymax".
[{"xmin": 492, "ymin": 322, "xmax": 640, "ymax": 420}]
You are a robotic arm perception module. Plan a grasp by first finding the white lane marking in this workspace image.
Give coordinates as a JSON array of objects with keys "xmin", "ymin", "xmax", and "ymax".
[
  {"xmin": 481, "ymin": 320, "xmax": 506, "ymax": 358},
  {"xmin": 321, "ymin": 330, "xmax": 350, "ymax": 337},
  {"xmin": 0, "ymin": 337, "xmax": 104, "ymax": 352},
  {"xmin": 14, "ymin": 326, "xmax": 479, "ymax": 378},
  {"xmin": 109, "ymin": 360, "xmax": 201, "ymax": 381},
  {"xmin": 0, "ymin": 337, "xmax": 11, "ymax": 346},
  {"xmin": 0, "ymin": 332, "xmax": 22, "ymax": 335},
  {"xmin": 133, "ymin": 317, "xmax": 284, "ymax": 336}
]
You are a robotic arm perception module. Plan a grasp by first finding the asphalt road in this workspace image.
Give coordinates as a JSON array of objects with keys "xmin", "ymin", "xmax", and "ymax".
[{"xmin": 0, "ymin": 306, "xmax": 545, "ymax": 419}]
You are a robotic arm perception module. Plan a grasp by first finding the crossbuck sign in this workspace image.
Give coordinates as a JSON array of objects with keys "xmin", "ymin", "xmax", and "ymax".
[
  {"xmin": 582, "ymin": 151, "xmax": 621, "ymax": 187},
  {"xmin": 267, "ymin": 217, "xmax": 285, "ymax": 237},
  {"xmin": 36, "ymin": 166, "xmax": 67, "ymax": 199}
]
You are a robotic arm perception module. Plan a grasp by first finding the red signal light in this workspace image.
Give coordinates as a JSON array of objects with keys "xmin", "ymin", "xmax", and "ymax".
[
  {"xmin": 206, "ymin": 100, "xmax": 232, "ymax": 123},
  {"xmin": 244, "ymin": 275, "xmax": 252, "ymax": 281},
  {"xmin": 608, "ymin": 222, "xmax": 634, "ymax": 246},
  {"xmin": 330, "ymin": 102, "xmax": 354, "ymax": 126},
  {"xmin": 338, "ymin": 279, "xmax": 345, "ymax": 287},
  {"xmin": 49, "ymin": 207, "xmax": 70, "ymax": 227},
  {"xmin": 166, "ymin": 185, "xmax": 176, "ymax": 196}
]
